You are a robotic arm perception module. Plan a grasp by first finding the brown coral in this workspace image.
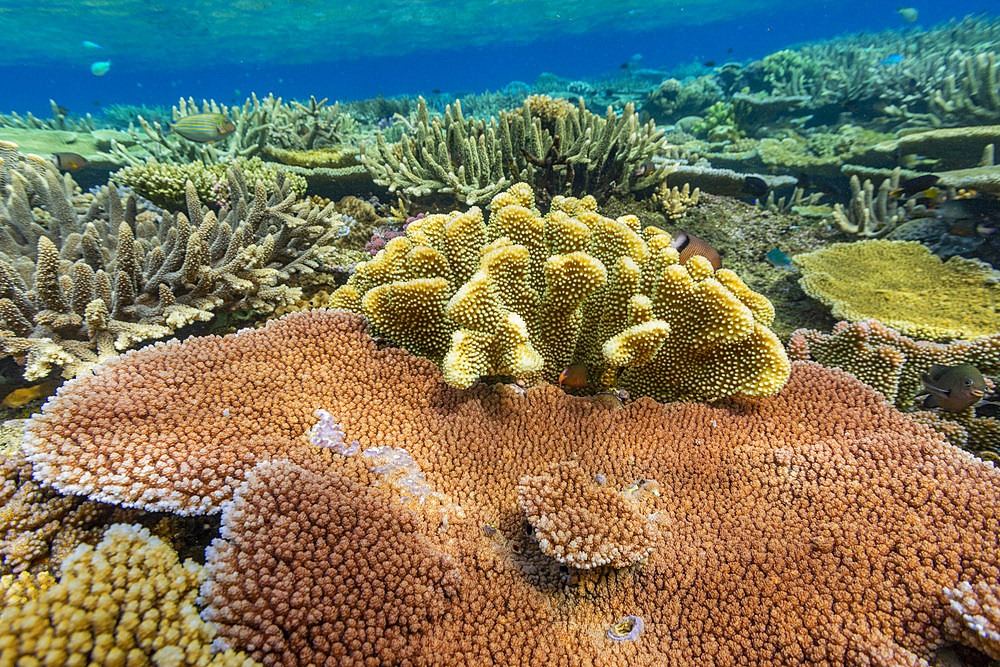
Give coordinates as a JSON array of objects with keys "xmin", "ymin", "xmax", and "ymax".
[
  {"xmin": 202, "ymin": 460, "xmax": 459, "ymax": 666},
  {"xmin": 517, "ymin": 461, "xmax": 660, "ymax": 568},
  {"xmin": 24, "ymin": 309, "xmax": 1000, "ymax": 665},
  {"xmin": 789, "ymin": 319, "xmax": 1000, "ymax": 451}
]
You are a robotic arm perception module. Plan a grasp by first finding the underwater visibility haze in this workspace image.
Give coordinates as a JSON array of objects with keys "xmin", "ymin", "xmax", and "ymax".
[{"xmin": 3, "ymin": 0, "xmax": 1000, "ymax": 665}]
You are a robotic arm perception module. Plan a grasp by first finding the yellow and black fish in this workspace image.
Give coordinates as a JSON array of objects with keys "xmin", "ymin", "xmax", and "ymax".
[
  {"xmin": 51, "ymin": 152, "xmax": 89, "ymax": 172},
  {"xmin": 889, "ymin": 174, "xmax": 939, "ymax": 199},
  {"xmin": 917, "ymin": 364, "xmax": 990, "ymax": 412},
  {"xmin": 170, "ymin": 113, "xmax": 236, "ymax": 143}
]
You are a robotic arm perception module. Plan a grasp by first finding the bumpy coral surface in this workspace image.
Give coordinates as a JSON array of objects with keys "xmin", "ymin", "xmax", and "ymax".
[
  {"xmin": 330, "ymin": 183, "xmax": 789, "ymax": 401},
  {"xmin": 24, "ymin": 310, "xmax": 1000, "ymax": 665},
  {"xmin": 0, "ymin": 523, "xmax": 259, "ymax": 666},
  {"xmin": 789, "ymin": 319, "xmax": 1000, "ymax": 451},
  {"xmin": 793, "ymin": 240, "xmax": 1000, "ymax": 340}
]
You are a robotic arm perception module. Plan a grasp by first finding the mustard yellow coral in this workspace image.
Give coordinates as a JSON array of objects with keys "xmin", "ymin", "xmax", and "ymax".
[
  {"xmin": 793, "ymin": 240, "xmax": 1000, "ymax": 341},
  {"xmin": 330, "ymin": 184, "xmax": 789, "ymax": 401},
  {"xmin": 0, "ymin": 523, "xmax": 259, "ymax": 666}
]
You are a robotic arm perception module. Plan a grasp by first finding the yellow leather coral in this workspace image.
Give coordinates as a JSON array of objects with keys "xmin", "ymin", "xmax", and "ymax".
[{"xmin": 329, "ymin": 184, "xmax": 789, "ymax": 401}]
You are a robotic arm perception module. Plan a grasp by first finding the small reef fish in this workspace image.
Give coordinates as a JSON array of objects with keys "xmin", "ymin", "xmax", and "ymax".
[
  {"xmin": 671, "ymin": 230, "xmax": 722, "ymax": 269},
  {"xmin": 170, "ymin": 113, "xmax": 237, "ymax": 143},
  {"xmin": 765, "ymin": 248, "xmax": 793, "ymax": 269},
  {"xmin": 82, "ymin": 40, "xmax": 104, "ymax": 50},
  {"xmin": 898, "ymin": 6, "xmax": 919, "ymax": 23},
  {"xmin": 558, "ymin": 363, "xmax": 591, "ymax": 390},
  {"xmin": 704, "ymin": 61, "xmax": 717, "ymax": 67},
  {"xmin": 1, "ymin": 381, "xmax": 60, "ymax": 409},
  {"xmin": 632, "ymin": 161, "xmax": 658, "ymax": 177},
  {"xmin": 51, "ymin": 152, "xmax": 89, "ymax": 172},
  {"xmin": 796, "ymin": 173, "xmax": 844, "ymax": 199},
  {"xmin": 90, "ymin": 60, "xmax": 110, "ymax": 76},
  {"xmin": 880, "ymin": 54, "xmax": 904, "ymax": 65},
  {"xmin": 889, "ymin": 174, "xmax": 940, "ymax": 199},
  {"xmin": 741, "ymin": 175, "xmax": 769, "ymax": 199},
  {"xmin": 917, "ymin": 364, "xmax": 990, "ymax": 412}
]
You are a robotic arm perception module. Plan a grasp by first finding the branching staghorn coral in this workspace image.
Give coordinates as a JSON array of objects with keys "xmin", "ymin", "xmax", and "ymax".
[
  {"xmin": 360, "ymin": 95, "xmax": 672, "ymax": 206},
  {"xmin": 832, "ymin": 168, "xmax": 923, "ymax": 237},
  {"xmin": 0, "ymin": 99, "xmax": 96, "ymax": 133},
  {"xmin": 328, "ymin": 183, "xmax": 789, "ymax": 401},
  {"xmin": 108, "ymin": 93, "xmax": 359, "ymax": 166},
  {"xmin": 0, "ymin": 151, "xmax": 348, "ymax": 379}
]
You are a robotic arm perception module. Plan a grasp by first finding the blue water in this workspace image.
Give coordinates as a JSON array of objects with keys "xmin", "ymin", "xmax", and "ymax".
[{"xmin": 0, "ymin": 0, "xmax": 988, "ymax": 115}]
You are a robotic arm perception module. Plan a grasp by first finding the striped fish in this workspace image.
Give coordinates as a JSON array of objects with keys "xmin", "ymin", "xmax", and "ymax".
[{"xmin": 170, "ymin": 113, "xmax": 236, "ymax": 143}]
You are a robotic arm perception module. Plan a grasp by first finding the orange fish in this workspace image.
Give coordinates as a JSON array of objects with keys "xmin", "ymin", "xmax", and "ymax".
[
  {"xmin": 558, "ymin": 363, "xmax": 591, "ymax": 390},
  {"xmin": 671, "ymin": 231, "xmax": 721, "ymax": 269}
]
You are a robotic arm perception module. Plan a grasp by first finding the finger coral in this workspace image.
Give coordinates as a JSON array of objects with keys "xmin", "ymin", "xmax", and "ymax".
[
  {"xmin": 22, "ymin": 309, "xmax": 1000, "ymax": 664},
  {"xmin": 329, "ymin": 183, "xmax": 789, "ymax": 401},
  {"xmin": 793, "ymin": 239, "xmax": 1000, "ymax": 340},
  {"xmin": 0, "ymin": 146, "xmax": 348, "ymax": 380},
  {"xmin": 0, "ymin": 523, "xmax": 259, "ymax": 666}
]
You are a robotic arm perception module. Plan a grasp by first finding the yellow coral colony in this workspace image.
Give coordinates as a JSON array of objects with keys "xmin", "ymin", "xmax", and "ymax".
[{"xmin": 329, "ymin": 183, "xmax": 789, "ymax": 401}]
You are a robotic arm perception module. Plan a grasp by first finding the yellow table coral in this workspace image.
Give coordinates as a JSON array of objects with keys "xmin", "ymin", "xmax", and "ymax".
[
  {"xmin": 329, "ymin": 184, "xmax": 789, "ymax": 401},
  {"xmin": 793, "ymin": 240, "xmax": 1000, "ymax": 341}
]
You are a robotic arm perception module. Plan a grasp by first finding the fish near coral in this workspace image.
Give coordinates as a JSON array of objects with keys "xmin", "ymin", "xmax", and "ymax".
[
  {"xmin": 51, "ymin": 152, "xmax": 88, "ymax": 172},
  {"xmin": 671, "ymin": 231, "xmax": 721, "ymax": 269},
  {"xmin": 558, "ymin": 363, "xmax": 591, "ymax": 390},
  {"xmin": 898, "ymin": 6, "xmax": 918, "ymax": 22},
  {"xmin": 170, "ymin": 113, "xmax": 236, "ymax": 143},
  {"xmin": 917, "ymin": 364, "xmax": 990, "ymax": 411},
  {"xmin": 890, "ymin": 174, "xmax": 939, "ymax": 199}
]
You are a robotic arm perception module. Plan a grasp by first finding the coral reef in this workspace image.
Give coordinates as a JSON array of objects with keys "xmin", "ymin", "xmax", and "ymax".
[
  {"xmin": 793, "ymin": 240, "xmax": 1000, "ymax": 340},
  {"xmin": 360, "ymin": 95, "xmax": 670, "ymax": 206},
  {"xmin": 788, "ymin": 319, "xmax": 1000, "ymax": 451},
  {"xmin": 328, "ymin": 183, "xmax": 789, "ymax": 400},
  {"xmin": 31, "ymin": 309, "xmax": 1000, "ymax": 664},
  {"xmin": 0, "ymin": 421, "xmax": 111, "ymax": 574},
  {"xmin": 113, "ymin": 155, "xmax": 307, "ymax": 210},
  {"xmin": 108, "ymin": 94, "xmax": 359, "ymax": 166},
  {"xmin": 0, "ymin": 523, "xmax": 259, "ymax": 666},
  {"xmin": 0, "ymin": 149, "xmax": 348, "ymax": 380}
]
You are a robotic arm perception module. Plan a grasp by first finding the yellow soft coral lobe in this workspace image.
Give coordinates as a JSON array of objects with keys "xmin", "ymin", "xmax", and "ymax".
[{"xmin": 328, "ymin": 184, "xmax": 789, "ymax": 400}]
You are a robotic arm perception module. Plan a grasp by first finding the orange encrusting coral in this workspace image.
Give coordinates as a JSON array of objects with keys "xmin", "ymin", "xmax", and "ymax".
[{"xmin": 22, "ymin": 310, "xmax": 1000, "ymax": 665}]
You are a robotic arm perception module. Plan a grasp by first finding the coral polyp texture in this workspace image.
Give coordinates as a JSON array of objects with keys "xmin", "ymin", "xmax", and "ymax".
[
  {"xmin": 789, "ymin": 319, "xmax": 1000, "ymax": 451},
  {"xmin": 328, "ymin": 183, "xmax": 789, "ymax": 401},
  {"xmin": 21, "ymin": 310, "xmax": 1000, "ymax": 664},
  {"xmin": 0, "ymin": 147, "xmax": 348, "ymax": 379},
  {"xmin": 792, "ymin": 240, "xmax": 1000, "ymax": 341},
  {"xmin": 0, "ymin": 523, "xmax": 260, "ymax": 666}
]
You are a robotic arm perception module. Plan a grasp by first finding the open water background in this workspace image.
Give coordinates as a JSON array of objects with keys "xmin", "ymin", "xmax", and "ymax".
[{"xmin": 0, "ymin": 0, "xmax": 994, "ymax": 115}]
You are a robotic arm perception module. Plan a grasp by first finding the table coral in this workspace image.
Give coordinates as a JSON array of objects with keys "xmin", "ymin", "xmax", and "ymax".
[
  {"xmin": 39, "ymin": 309, "xmax": 1000, "ymax": 665},
  {"xmin": 0, "ymin": 523, "xmax": 259, "ymax": 666},
  {"xmin": 793, "ymin": 240, "xmax": 1000, "ymax": 340},
  {"xmin": 328, "ymin": 183, "xmax": 789, "ymax": 401}
]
